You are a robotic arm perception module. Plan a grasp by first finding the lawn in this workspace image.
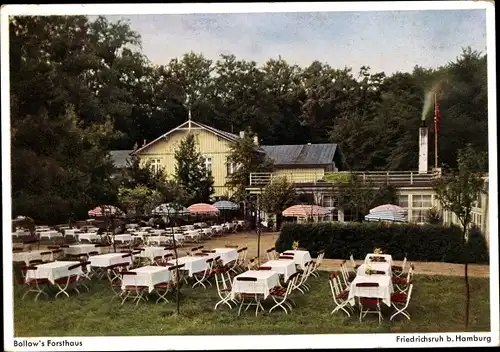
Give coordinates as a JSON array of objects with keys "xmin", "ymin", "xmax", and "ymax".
[{"xmin": 12, "ymin": 271, "xmax": 490, "ymax": 336}]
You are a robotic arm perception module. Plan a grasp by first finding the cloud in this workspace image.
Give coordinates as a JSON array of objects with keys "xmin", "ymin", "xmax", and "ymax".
[{"xmin": 101, "ymin": 10, "xmax": 487, "ymax": 74}]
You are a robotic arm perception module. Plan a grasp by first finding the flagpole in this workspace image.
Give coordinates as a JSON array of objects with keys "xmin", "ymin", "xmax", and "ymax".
[{"xmin": 434, "ymin": 91, "xmax": 438, "ymax": 169}]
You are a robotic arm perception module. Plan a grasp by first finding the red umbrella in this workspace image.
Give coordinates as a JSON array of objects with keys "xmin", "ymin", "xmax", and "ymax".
[
  {"xmin": 88, "ymin": 205, "xmax": 123, "ymax": 217},
  {"xmin": 187, "ymin": 203, "xmax": 220, "ymax": 215},
  {"xmin": 282, "ymin": 205, "xmax": 329, "ymax": 218}
]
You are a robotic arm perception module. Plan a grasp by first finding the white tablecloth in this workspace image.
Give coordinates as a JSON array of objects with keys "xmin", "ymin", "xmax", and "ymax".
[
  {"xmin": 347, "ymin": 275, "xmax": 394, "ymax": 307},
  {"xmin": 113, "ymin": 234, "xmax": 133, "ymax": 243},
  {"xmin": 132, "ymin": 231, "xmax": 150, "ymax": 238},
  {"xmin": 77, "ymin": 233, "xmax": 101, "ymax": 242},
  {"xmin": 121, "ymin": 266, "xmax": 171, "ymax": 293},
  {"xmin": 149, "ymin": 234, "xmax": 184, "ymax": 245},
  {"xmin": 139, "ymin": 227, "xmax": 152, "ymax": 232},
  {"xmin": 281, "ymin": 250, "xmax": 312, "ymax": 270},
  {"xmin": 213, "ymin": 248, "xmax": 238, "ymax": 265},
  {"xmin": 89, "ymin": 253, "xmax": 132, "ymax": 268},
  {"xmin": 357, "ymin": 263, "xmax": 392, "ymax": 277},
  {"xmin": 167, "ymin": 256, "xmax": 208, "ymax": 277},
  {"xmin": 202, "ymin": 228, "xmax": 213, "ymax": 235},
  {"xmin": 13, "ymin": 250, "xmax": 52, "ymax": 265},
  {"xmin": 184, "ymin": 230, "xmax": 201, "ymax": 241},
  {"xmin": 64, "ymin": 229, "xmax": 81, "ymax": 236},
  {"xmin": 149, "ymin": 229, "xmax": 165, "ymax": 236},
  {"xmin": 13, "ymin": 231, "xmax": 31, "ymax": 237},
  {"xmin": 231, "ymin": 270, "xmax": 280, "ymax": 300},
  {"xmin": 137, "ymin": 247, "xmax": 173, "ymax": 261},
  {"xmin": 364, "ymin": 254, "xmax": 393, "ymax": 266},
  {"xmin": 26, "ymin": 261, "xmax": 83, "ymax": 284},
  {"xmin": 63, "ymin": 244, "xmax": 101, "ymax": 256},
  {"xmin": 39, "ymin": 231, "xmax": 63, "ymax": 240},
  {"xmin": 261, "ymin": 260, "xmax": 297, "ymax": 281},
  {"xmin": 211, "ymin": 225, "xmax": 223, "ymax": 232}
]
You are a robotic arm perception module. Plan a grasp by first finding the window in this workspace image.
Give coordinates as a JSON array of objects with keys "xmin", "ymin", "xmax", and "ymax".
[
  {"xmin": 204, "ymin": 156, "xmax": 212, "ymax": 172},
  {"xmin": 150, "ymin": 159, "xmax": 161, "ymax": 174},
  {"xmin": 398, "ymin": 195, "xmax": 408, "ymax": 208},
  {"xmin": 412, "ymin": 195, "xmax": 432, "ymax": 208},
  {"xmin": 226, "ymin": 162, "xmax": 235, "ymax": 176},
  {"xmin": 411, "ymin": 209, "xmax": 429, "ymax": 223},
  {"xmin": 322, "ymin": 196, "xmax": 337, "ymax": 209}
]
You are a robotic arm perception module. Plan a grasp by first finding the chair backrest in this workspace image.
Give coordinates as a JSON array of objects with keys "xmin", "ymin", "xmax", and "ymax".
[
  {"xmin": 47, "ymin": 246, "xmax": 60, "ymax": 250},
  {"xmin": 375, "ymin": 270, "xmax": 386, "ymax": 275},
  {"xmin": 258, "ymin": 266, "xmax": 272, "ymax": 270},
  {"xmin": 356, "ymin": 282, "xmax": 379, "ymax": 287},
  {"xmin": 266, "ymin": 247, "xmax": 275, "ymax": 253},
  {"xmin": 225, "ymin": 245, "xmax": 238, "ymax": 248},
  {"xmin": 279, "ymin": 256, "xmax": 294, "ymax": 260},
  {"xmin": 121, "ymin": 253, "xmax": 132, "ymax": 258},
  {"xmin": 195, "ymin": 252, "xmax": 209, "ymax": 257},
  {"xmin": 40, "ymin": 251, "xmax": 52, "ymax": 256},
  {"xmin": 168, "ymin": 264, "xmax": 186, "ymax": 271},
  {"xmin": 236, "ymin": 276, "xmax": 257, "ymax": 282},
  {"xmin": 202, "ymin": 249, "xmax": 216, "ymax": 253},
  {"xmin": 68, "ymin": 263, "xmax": 81, "ymax": 271}
]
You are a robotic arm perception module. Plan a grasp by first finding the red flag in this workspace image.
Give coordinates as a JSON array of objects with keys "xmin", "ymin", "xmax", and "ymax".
[{"xmin": 434, "ymin": 93, "xmax": 440, "ymax": 133}]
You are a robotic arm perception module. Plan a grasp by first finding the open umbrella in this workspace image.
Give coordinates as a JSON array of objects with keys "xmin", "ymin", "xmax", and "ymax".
[
  {"xmin": 88, "ymin": 205, "xmax": 123, "ymax": 217},
  {"xmin": 152, "ymin": 203, "xmax": 189, "ymax": 216},
  {"xmin": 213, "ymin": 200, "xmax": 239, "ymax": 222},
  {"xmin": 364, "ymin": 211, "xmax": 407, "ymax": 222},
  {"xmin": 369, "ymin": 204, "xmax": 406, "ymax": 214},
  {"xmin": 282, "ymin": 204, "xmax": 329, "ymax": 218},
  {"xmin": 187, "ymin": 203, "xmax": 220, "ymax": 215}
]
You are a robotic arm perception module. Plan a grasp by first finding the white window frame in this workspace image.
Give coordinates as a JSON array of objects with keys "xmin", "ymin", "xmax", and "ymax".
[
  {"xmin": 227, "ymin": 162, "xmax": 235, "ymax": 176},
  {"xmin": 204, "ymin": 156, "xmax": 213, "ymax": 172},
  {"xmin": 150, "ymin": 159, "xmax": 161, "ymax": 175}
]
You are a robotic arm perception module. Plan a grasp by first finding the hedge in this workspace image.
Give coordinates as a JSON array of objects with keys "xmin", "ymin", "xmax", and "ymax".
[{"xmin": 275, "ymin": 222, "xmax": 489, "ymax": 264}]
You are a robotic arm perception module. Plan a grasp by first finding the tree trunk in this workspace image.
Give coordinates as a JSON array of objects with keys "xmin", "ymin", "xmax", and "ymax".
[{"xmin": 463, "ymin": 225, "xmax": 470, "ymax": 330}]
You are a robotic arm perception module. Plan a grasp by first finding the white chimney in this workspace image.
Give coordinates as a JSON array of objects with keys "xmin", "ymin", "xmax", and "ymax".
[
  {"xmin": 418, "ymin": 123, "xmax": 429, "ymax": 174},
  {"xmin": 253, "ymin": 135, "xmax": 259, "ymax": 145},
  {"xmin": 239, "ymin": 131, "xmax": 245, "ymax": 138}
]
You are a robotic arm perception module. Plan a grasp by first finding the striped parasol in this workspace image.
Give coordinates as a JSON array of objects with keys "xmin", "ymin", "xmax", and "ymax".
[
  {"xmin": 187, "ymin": 203, "xmax": 220, "ymax": 215},
  {"xmin": 369, "ymin": 204, "xmax": 406, "ymax": 214},
  {"xmin": 213, "ymin": 200, "xmax": 239, "ymax": 210},
  {"xmin": 152, "ymin": 203, "xmax": 189, "ymax": 216},
  {"xmin": 88, "ymin": 205, "xmax": 123, "ymax": 217},
  {"xmin": 282, "ymin": 204, "xmax": 330, "ymax": 218},
  {"xmin": 365, "ymin": 211, "xmax": 407, "ymax": 222}
]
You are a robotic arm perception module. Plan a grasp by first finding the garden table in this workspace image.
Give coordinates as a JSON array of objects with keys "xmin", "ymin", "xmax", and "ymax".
[
  {"xmin": 121, "ymin": 266, "xmax": 171, "ymax": 293},
  {"xmin": 64, "ymin": 229, "xmax": 82, "ymax": 237},
  {"xmin": 13, "ymin": 250, "xmax": 52, "ymax": 265},
  {"xmin": 202, "ymin": 228, "xmax": 213, "ymax": 236},
  {"xmin": 137, "ymin": 246, "xmax": 173, "ymax": 261},
  {"xmin": 364, "ymin": 254, "xmax": 393, "ymax": 266},
  {"xmin": 88, "ymin": 253, "xmax": 132, "ymax": 268},
  {"xmin": 280, "ymin": 250, "xmax": 312, "ymax": 270},
  {"xmin": 212, "ymin": 248, "xmax": 238, "ymax": 265},
  {"xmin": 261, "ymin": 260, "xmax": 297, "ymax": 281},
  {"xmin": 26, "ymin": 261, "xmax": 83, "ymax": 284},
  {"xmin": 356, "ymin": 263, "xmax": 392, "ymax": 277},
  {"xmin": 77, "ymin": 233, "xmax": 101, "ymax": 243},
  {"xmin": 63, "ymin": 244, "xmax": 103, "ymax": 256},
  {"xmin": 13, "ymin": 230, "xmax": 31, "ymax": 237},
  {"xmin": 113, "ymin": 234, "xmax": 133, "ymax": 243},
  {"xmin": 39, "ymin": 231, "xmax": 63, "ymax": 240},
  {"xmin": 231, "ymin": 270, "xmax": 280, "ymax": 300},
  {"xmin": 167, "ymin": 256, "xmax": 208, "ymax": 277},
  {"xmin": 347, "ymin": 275, "xmax": 394, "ymax": 307}
]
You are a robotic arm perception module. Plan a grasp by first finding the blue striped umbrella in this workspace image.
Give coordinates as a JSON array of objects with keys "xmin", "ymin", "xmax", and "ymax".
[
  {"xmin": 364, "ymin": 210, "xmax": 407, "ymax": 222},
  {"xmin": 213, "ymin": 200, "xmax": 239, "ymax": 210}
]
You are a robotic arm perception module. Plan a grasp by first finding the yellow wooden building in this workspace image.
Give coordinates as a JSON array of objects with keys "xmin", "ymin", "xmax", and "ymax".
[{"xmin": 109, "ymin": 119, "xmax": 347, "ymax": 198}]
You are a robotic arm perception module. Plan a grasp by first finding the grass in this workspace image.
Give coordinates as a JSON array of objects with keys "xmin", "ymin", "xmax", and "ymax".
[{"xmin": 11, "ymin": 268, "xmax": 490, "ymax": 337}]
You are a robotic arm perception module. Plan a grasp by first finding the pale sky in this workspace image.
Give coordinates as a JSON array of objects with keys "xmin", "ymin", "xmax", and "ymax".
[{"xmin": 102, "ymin": 10, "xmax": 487, "ymax": 74}]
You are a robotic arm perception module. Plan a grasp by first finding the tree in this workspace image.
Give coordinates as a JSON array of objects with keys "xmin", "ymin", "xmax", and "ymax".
[
  {"xmin": 174, "ymin": 134, "xmax": 214, "ymax": 204},
  {"xmin": 117, "ymin": 185, "xmax": 162, "ymax": 217},
  {"xmin": 260, "ymin": 177, "xmax": 297, "ymax": 231},
  {"xmin": 433, "ymin": 144, "xmax": 486, "ymax": 329},
  {"xmin": 226, "ymin": 130, "xmax": 273, "ymax": 202},
  {"xmin": 426, "ymin": 207, "xmax": 443, "ymax": 225},
  {"xmin": 334, "ymin": 174, "xmax": 377, "ymax": 222}
]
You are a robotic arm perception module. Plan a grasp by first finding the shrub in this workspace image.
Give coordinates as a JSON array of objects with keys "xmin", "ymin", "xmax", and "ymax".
[{"xmin": 275, "ymin": 222, "xmax": 489, "ymax": 264}]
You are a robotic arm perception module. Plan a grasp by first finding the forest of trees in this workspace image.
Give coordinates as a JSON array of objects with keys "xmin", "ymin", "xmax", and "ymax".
[{"xmin": 9, "ymin": 15, "xmax": 489, "ymax": 223}]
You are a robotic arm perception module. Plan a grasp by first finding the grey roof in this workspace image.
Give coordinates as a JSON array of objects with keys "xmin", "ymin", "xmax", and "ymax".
[
  {"xmin": 109, "ymin": 150, "xmax": 133, "ymax": 168},
  {"xmin": 261, "ymin": 144, "xmax": 338, "ymax": 166}
]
